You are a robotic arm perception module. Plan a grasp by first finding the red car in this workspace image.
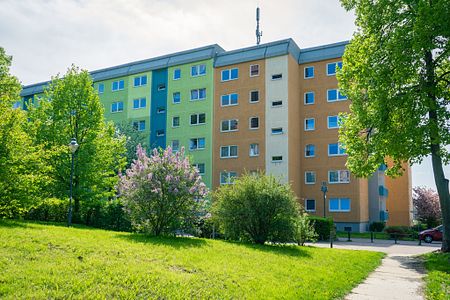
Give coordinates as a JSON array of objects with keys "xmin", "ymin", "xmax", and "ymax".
[{"xmin": 419, "ymin": 225, "xmax": 443, "ymax": 243}]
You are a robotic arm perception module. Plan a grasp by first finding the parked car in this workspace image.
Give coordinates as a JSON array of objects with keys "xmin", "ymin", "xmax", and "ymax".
[{"xmin": 419, "ymin": 225, "xmax": 443, "ymax": 243}]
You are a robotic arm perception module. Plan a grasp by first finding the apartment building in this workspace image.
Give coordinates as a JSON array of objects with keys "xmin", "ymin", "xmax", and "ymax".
[{"xmin": 20, "ymin": 38, "xmax": 412, "ymax": 231}]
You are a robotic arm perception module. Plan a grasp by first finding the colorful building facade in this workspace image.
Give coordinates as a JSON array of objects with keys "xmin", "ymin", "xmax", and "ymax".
[{"xmin": 20, "ymin": 38, "xmax": 412, "ymax": 231}]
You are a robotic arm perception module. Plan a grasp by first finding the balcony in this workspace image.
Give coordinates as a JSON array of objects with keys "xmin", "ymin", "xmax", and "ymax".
[{"xmin": 379, "ymin": 185, "xmax": 389, "ymax": 197}]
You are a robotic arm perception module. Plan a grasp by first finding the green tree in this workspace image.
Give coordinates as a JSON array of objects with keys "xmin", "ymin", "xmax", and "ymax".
[
  {"xmin": 28, "ymin": 65, "xmax": 126, "ymax": 221},
  {"xmin": 0, "ymin": 47, "xmax": 47, "ymax": 217},
  {"xmin": 212, "ymin": 173, "xmax": 300, "ymax": 245},
  {"xmin": 115, "ymin": 122, "xmax": 147, "ymax": 167},
  {"xmin": 338, "ymin": 0, "xmax": 450, "ymax": 251}
]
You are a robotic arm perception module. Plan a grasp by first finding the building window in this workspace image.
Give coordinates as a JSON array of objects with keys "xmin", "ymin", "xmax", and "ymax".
[
  {"xmin": 191, "ymin": 88, "xmax": 206, "ymax": 101},
  {"xmin": 221, "ymin": 93, "xmax": 238, "ymax": 106},
  {"xmin": 327, "ymin": 62, "xmax": 343, "ymax": 76},
  {"xmin": 249, "ymin": 143, "xmax": 259, "ymax": 157},
  {"xmin": 328, "ymin": 143, "xmax": 346, "ymax": 156},
  {"xmin": 305, "ymin": 199, "xmax": 316, "ymax": 212},
  {"xmin": 272, "ymin": 100, "xmax": 283, "ymax": 107},
  {"xmin": 304, "ymin": 118, "xmax": 315, "ymax": 131},
  {"xmin": 272, "ymin": 156, "xmax": 283, "ymax": 162},
  {"xmin": 305, "ymin": 171, "xmax": 316, "ymax": 184},
  {"xmin": 304, "ymin": 92, "xmax": 315, "ymax": 105},
  {"xmin": 249, "ymin": 117, "xmax": 259, "ymax": 129},
  {"xmin": 133, "ymin": 120, "xmax": 145, "ymax": 131},
  {"xmin": 249, "ymin": 90, "xmax": 259, "ymax": 103},
  {"xmin": 133, "ymin": 98, "xmax": 146, "ymax": 109},
  {"xmin": 171, "ymin": 140, "xmax": 180, "ymax": 152},
  {"xmin": 157, "ymin": 107, "xmax": 166, "ymax": 114},
  {"xmin": 111, "ymin": 101, "xmax": 124, "ymax": 113},
  {"xmin": 191, "ymin": 64, "xmax": 206, "ymax": 77},
  {"xmin": 250, "ymin": 64, "xmax": 259, "ymax": 77},
  {"xmin": 190, "ymin": 113, "xmax": 206, "ymax": 125},
  {"xmin": 189, "ymin": 138, "xmax": 205, "ymax": 150},
  {"xmin": 329, "ymin": 198, "xmax": 351, "ymax": 212},
  {"xmin": 305, "ymin": 144, "xmax": 315, "ymax": 157},
  {"xmin": 271, "ymin": 127, "xmax": 283, "ymax": 135},
  {"xmin": 112, "ymin": 80, "xmax": 124, "ymax": 91},
  {"xmin": 327, "ymin": 89, "xmax": 347, "ymax": 102},
  {"xmin": 172, "ymin": 116, "xmax": 180, "ymax": 127},
  {"xmin": 193, "ymin": 163, "xmax": 205, "ymax": 175},
  {"xmin": 271, "ymin": 74, "xmax": 282, "ymax": 80},
  {"xmin": 98, "ymin": 83, "xmax": 104, "ymax": 94},
  {"xmin": 133, "ymin": 75, "xmax": 147, "ymax": 87},
  {"xmin": 220, "ymin": 145, "xmax": 238, "ymax": 158},
  {"xmin": 329, "ymin": 170, "xmax": 350, "ymax": 184},
  {"xmin": 157, "ymin": 84, "xmax": 166, "ymax": 91},
  {"xmin": 221, "ymin": 68, "xmax": 239, "ymax": 81},
  {"xmin": 220, "ymin": 171, "xmax": 237, "ymax": 185},
  {"xmin": 328, "ymin": 116, "xmax": 340, "ymax": 129},
  {"xmin": 156, "ymin": 130, "xmax": 165, "ymax": 137},
  {"xmin": 173, "ymin": 68, "xmax": 181, "ymax": 80},
  {"xmin": 13, "ymin": 101, "xmax": 21, "ymax": 109},
  {"xmin": 304, "ymin": 66, "xmax": 314, "ymax": 79},
  {"xmin": 221, "ymin": 119, "xmax": 238, "ymax": 132},
  {"xmin": 173, "ymin": 92, "xmax": 181, "ymax": 104}
]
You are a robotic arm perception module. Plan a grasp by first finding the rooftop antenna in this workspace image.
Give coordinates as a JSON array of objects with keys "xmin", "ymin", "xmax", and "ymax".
[{"xmin": 256, "ymin": 7, "xmax": 262, "ymax": 45}]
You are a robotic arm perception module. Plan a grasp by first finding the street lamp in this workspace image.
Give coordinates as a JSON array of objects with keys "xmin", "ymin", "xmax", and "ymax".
[
  {"xmin": 321, "ymin": 181, "xmax": 328, "ymax": 218},
  {"xmin": 67, "ymin": 138, "xmax": 79, "ymax": 226}
]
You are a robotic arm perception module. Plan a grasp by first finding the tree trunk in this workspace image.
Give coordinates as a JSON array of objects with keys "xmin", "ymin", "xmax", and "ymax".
[{"xmin": 425, "ymin": 49, "xmax": 450, "ymax": 252}]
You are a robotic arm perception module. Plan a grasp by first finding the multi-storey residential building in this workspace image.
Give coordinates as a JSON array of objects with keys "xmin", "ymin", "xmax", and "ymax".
[{"xmin": 20, "ymin": 38, "xmax": 412, "ymax": 231}]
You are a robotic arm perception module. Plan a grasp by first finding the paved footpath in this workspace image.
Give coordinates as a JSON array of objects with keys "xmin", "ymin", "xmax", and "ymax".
[{"xmin": 306, "ymin": 238, "xmax": 441, "ymax": 300}]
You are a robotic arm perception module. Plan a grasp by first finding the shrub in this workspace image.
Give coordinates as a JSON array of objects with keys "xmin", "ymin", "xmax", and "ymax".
[
  {"xmin": 384, "ymin": 226, "xmax": 413, "ymax": 238},
  {"xmin": 212, "ymin": 173, "xmax": 299, "ymax": 245},
  {"xmin": 118, "ymin": 145, "xmax": 208, "ymax": 236},
  {"xmin": 294, "ymin": 213, "xmax": 318, "ymax": 245},
  {"xmin": 413, "ymin": 187, "xmax": 441, "ymax": 228},
  {"xmin": 369, "ymin": 221, "xmax": 386, "ymax": 232},
  {"xmin": 308, "ymin": 216, "xmax": 334, "ymax": 240},
  {"xmin": 25, "ymin": 198, "xmax": 68, "ymax": 222}
]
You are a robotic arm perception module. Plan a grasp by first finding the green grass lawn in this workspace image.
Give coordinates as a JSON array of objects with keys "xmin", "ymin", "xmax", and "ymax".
[
  {"xmin": 336, "ymin": 231, "xmax": 416, "ymax": 241},
  {"xmin": 0, "ymin": 220, "xmax": 384, "ymax": 299},
  {"xmin": 422, "ymin": 252, "xmax": 450, "ymax": 300}
]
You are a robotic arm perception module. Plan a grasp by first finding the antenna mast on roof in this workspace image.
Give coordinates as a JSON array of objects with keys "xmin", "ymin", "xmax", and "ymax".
[{"xmin": 256, "ymin": 7, "xmax": 262, "ymax": 45}]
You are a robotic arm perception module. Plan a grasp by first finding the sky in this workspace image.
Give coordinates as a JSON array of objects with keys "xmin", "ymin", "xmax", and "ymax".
[{"xmin": 1, "ymin": 0, "xmax": 448, "ymax": 189}]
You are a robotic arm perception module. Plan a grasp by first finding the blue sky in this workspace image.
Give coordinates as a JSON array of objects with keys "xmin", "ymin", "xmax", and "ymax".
[{"xmin": 1, "ymin": 0, "xmax": 448, "ymax": 189}]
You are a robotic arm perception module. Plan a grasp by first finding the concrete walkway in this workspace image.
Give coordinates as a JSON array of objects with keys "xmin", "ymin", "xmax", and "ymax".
[{"xmin": 306, "ymin": 238, "xmax": 441, "ymax": 299}]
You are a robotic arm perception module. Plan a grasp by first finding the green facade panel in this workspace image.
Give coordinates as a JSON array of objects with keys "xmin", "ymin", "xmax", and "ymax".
[{"xmin": 166, "ymin": 59, "xmax": 214, "ymax": 189}]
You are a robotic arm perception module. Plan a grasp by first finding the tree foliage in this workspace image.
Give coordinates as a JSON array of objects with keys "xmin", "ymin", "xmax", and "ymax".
[
  {"xmin": 118, "ymin": 145, "xmax": 208, "ymax": 236},
  {"xmin": 339, "ymin": 0, "xmax": 450, "ymax": 251},
  {"xmin": 212, "ymin": 173, "xmax": 301, "ymax": 244},
  {"xmin": 27, "ymin": 65, "xmax": 126, "ymax": 220},
  {"xmin": 413, "ymin": 186, "xmax": 442, "ymax": 228},
  {"xmin": 0, "ymin": 47, "xmax": 46, "ymax": 218},
  {"xmin": 115, "ymin": 122, "xmax": 147, "ymax": 168}
]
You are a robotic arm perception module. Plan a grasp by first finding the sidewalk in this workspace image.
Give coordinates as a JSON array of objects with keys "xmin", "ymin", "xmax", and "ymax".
[{"xmin": 306, "ymin": 238, "xmax": 441, "ymax": 299}]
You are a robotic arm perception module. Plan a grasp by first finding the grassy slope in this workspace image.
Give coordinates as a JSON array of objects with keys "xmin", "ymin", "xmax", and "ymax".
[
  {"xmin": 422, "ymin": 252, "xmax": 450, "ymax": 300},
  {"xmin": 0, "ymin": 220, "xmax": 384, "ymax": 299}
]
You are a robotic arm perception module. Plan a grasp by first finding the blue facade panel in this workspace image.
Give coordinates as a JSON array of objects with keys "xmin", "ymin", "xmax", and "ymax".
[{"xmin": 150, "ymin": 68, "xmax": 168, "ymax": 149}]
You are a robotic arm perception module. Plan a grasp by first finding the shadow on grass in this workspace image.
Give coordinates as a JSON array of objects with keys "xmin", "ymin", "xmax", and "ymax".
[
  {"xmin": 0, "ymin": 219, "xmax": 30, "ymax": 228},
  {"xmin": 116, "ymin": 233, "xmax": 207, "ymax": 249},
  {"xmin": 223, "ymin": 240, "xmax": 312, "ymax": 258}
]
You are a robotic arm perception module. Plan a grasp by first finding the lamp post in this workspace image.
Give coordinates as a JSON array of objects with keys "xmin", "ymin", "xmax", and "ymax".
[
  {"xmin": 67, "ymin": 138, "xmax": 79, "ymax": 226},
  {"xmin": 321, "ymin": 181, "xmax": 328, "ymax": 218}
]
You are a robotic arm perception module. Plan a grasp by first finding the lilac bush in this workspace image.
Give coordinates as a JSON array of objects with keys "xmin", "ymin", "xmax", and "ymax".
[{"xmin": 118, "ymin": 145, "xmax": 208, "ymax": 235}]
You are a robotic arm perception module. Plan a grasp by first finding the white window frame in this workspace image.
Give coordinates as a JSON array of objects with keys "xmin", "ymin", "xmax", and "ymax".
[
  {"xmin": 271, "ymin": 100, "xmax": 283, "ymax": 107},
  {"xmin": 156, "ymin": 107, "xmax": 166, "ymax": 114},
  {"xmin": 221, "ymin": 68, "xmax": 239, "ymax": 82},
  {"xmin": 112, "ymin": 80, "xmax": 124, "ymax": 92},
  {"xmin": 271, "ymin": 73, "xmax": 283, "ymax": 80},
  {"xmin": 132, "ymin": 97, "xmax": 146, "ymax": 110},
  {"xmin": 190, "ymin": 88, "xmax": 206, "ymax": 101},
  {"xmin": 191, "ymin": 64, "xmax": 206, "ymax": 77},
  {"xmin": 156, "ymin": 130, "xmax": 165, "ymax": 137},
  {"xmin": 220, "ymin": 171, "xmax": 237, "ymax": 185},
  {"xmin": 98, "ymin": 83, "xmax": 104, "ymax": 94},
  {"xmin": 111, "ymin": 101, "xmax": 124, "ymax": 113},
  {"xmin": 190, "ymin": 113, "xmax": 206, "ymax": 126},
  {"xmin": 172, "ymin": 116, "xmax": 180, "ymax": 128},
  {"xmin": 220, "ymin": 145, "xmax": 238, "ymax": 159},
  {"xmin": 133, "ymin": 120, "xmax": 145, "ymax": 132},
  {"xmin": 305, "ymin": 171, "xmax": 316, "ymax": 185},
  {"xmin": 189, "ymin": 138, "xmax": 206, "ymax": 151},
  {"xmin": 172, "ymin": 92, "xmax": 181, "ymax": 104},
  {"xmin": 327, "ymin": 115, "xmax": 341, "ymax": 129},
  {"xmin": 271, "ymin": 156, "xmax": 283, "ymax": 163},
  {"xmin": 220, "ymin": 119, "xmax": 238, "ymax": 132},
  {"xmin": 327, "ymin": 89, "xmax": 348, "ymax": 102},
  {"xmin": 192, "ymin": 163, "xmax": 205, "ymax": 175},
  {"xmin": 271, "ymin": 127, "xmax": 283, "ymax": 135},
  {"xmin": 328, "ymin": 143, "xmax": 346, "ymax": 156},
  {"xmin": 173, "ymin": 68, "xmax": 181, "ymax": 80},
  {"xmin": 328, "ymin": 170, "xmax": 350, "ymax": 184},
  {"xmin": 304, "ymin": 118, "xmax": 315, "ymax": 131},
  {"xmin": 249, "ymin": 116, "xmax": 260, "ymax": 130},
  {"xmin": 249, "ymin": 64, "xmax": 260, "ymax": 77},
  {"xmin": 305, "ymin": 144, "xmax": 315, "ymax": 158},
  {"xmin": 329, "ymin": 198, "xmax": 351, "ymax": 212},
  {"xmin": 133, "ymin": 75, "xmax": 147, "ymax": 87},
  {"xmin": 304, "ymin": 91, "xmax": 315, "ymax": 105},
  {"xmin": 171, "ymin": 140, "xmax": 180, "ymax": 152},
  {"xmin": 249, "ymin": 143, "xmax": 259, "ymax": 157},
  {"xmin": 304, "ymin": 66, "xmax": 314, "ymax": 79},
  {"xmin": 249, "ymin": 90, "xmax": 260, "ymax": 103},
  {"xmin": 221, "ymin": 93, "xmax": 239, "ymax": 107},
  {"xmin": 305, "ymin": 199, "xmax": 316, "ymax": 212},
  {"xmin": 326, "ymin": 61, "xmax": 342, "ymax": 76}
]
